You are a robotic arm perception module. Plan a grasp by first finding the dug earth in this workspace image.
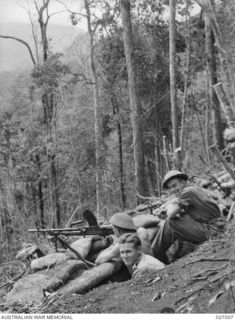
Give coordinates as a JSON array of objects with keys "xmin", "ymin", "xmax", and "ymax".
[{"xmin": 27, "ymin": 221, "xmax": 235, "ymax": 313}]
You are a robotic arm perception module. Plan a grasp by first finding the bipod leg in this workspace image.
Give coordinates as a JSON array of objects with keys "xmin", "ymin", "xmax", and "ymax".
[{"xmin": 56, "ymin": 236, "xmax": 95, "ymax": 269}]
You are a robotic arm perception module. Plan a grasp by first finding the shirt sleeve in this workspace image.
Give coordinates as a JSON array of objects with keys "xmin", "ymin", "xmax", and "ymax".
[{"xmin": 175, "ymin": 187, "xmax": 195, "ymax": 210}]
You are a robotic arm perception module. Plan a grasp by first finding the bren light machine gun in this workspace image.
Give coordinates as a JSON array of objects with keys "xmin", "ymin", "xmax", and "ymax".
[{"xmin": 28, "ymin": 210, "xmax": 114, "ymax": 267}]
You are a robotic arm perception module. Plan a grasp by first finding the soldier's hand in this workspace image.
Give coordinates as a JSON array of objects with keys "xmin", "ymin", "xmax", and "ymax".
[
  {"xmin": 158, "ymin": 207, "xmax": 167, "ymax": 219},
  {"xmin": 104, "ymin": 235, "xmax": 114, "ymax": 246}
]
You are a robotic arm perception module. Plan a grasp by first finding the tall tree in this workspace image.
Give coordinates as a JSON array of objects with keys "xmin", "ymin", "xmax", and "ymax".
[
  {"xmin": 84, "ymin": 0, "xmax": 103, "ymax": 218},
  {"xmin": 180, "ymin": 0, "xmax": 190, "ymax": 167},
  {"xmin": 169, "ymin": 0, "xmax": 180, "ymax": 169},
  {"xmin": 34, "ymin": 0, "xmax": 61, "ymax": 227},
  {"xmin": 195, "ymin": 0, "xmax": 235, "ymax": 106},
  {"xmin": 110, "ymin": 90, "xmax": 126, "ymax": 209},
  {"xmin": 0, "ymin": 0, "xmax": 64, "ymax": 227},
  {"xmin": 204, "ymin": 12, "xmax": 224, "ymax": 151},
  {"xmin": 120, "ymin": 0, "xmax": 148, "ymax": 200}
]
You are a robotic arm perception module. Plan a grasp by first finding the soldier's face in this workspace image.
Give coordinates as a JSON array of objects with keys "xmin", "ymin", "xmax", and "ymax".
[
  {"xmin": 167, "ymin": 178, "xmax": 186, "ymax": 194},
  {"xmin": 120, "ymin": 242, "xmax": 141, "ymax": 267}
]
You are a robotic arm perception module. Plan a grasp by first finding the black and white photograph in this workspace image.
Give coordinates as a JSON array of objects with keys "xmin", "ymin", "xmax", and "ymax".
[{"xmin": 0, "ymin": 0, "xmax": 234, "ymax": 316}]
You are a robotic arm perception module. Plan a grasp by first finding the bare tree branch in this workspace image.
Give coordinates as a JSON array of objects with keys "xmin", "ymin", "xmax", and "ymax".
[
  {"xmin": 55, "ymin": 0, "xmax": 87, "ymax": 18},
  {"xmin": 71, "ymin": 72, "xmax": 95, "ymax": 85},
  {"xmin": 34, "ymin": 0, "xmax": 40, "ymax": 14},
  {"xmin": 0, "ymin": 35, "xmax": 36, "ymax": 65},
  {"xmin": 45, "ymin": 0, "xmax": 50, "ymax": 24},
  {"xmin": 63, "ymin": 72, "xmax": 95, "ymax": 86},
  {"xmin": 48, "ymin": 9, "xmax": 68, "ymax": 18},
  {"xmin": 17, "ymin": 2, "xmax": 40, "ymax": 63},
  {"xmin": 27, "ymin": 10, "xmax": 40, "ymax": 63}
]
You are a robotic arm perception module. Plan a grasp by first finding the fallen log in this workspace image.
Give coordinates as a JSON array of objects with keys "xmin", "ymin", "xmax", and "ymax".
[
  {"xmin": 57, "ymin": 260, "xmax": 123, "ymax": 296},
  {"xmin": 185, "ymin": 257, "xmax": 229, "ymax": 266},
  {"xmin": 69, "ymin": 237, "xmax": 92, "ymax": 258},
  {"xmin": 31, "ymin": 236, "xmax": 95, "ymax": 271},
  {"xmin": 57, "ymin": 237, "xmax": 94, "ymax": 268},
  {"xmin": 43, "ymin": 260, "xmax": 87, "ymax": 293},
  {"xmin": 31, "ymin": 252, "xmax": 73, "ymax": 271},
  {"xmin": 5, "ymin": 260, "xmax": 88, "ymax": 307}
]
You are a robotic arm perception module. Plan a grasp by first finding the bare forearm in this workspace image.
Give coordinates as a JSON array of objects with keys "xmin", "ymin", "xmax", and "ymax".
[
  {"xmin": 166, "ymin": 203, "xmax": 181, "ymax": 219},
  {"xmin": 95, "ymin": 244, "xmax": 120, "ymax": 265}
]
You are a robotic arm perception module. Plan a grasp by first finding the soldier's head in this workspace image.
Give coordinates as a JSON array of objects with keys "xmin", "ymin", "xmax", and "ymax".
[
  {"xmin": 118, "ymin": 233, "xmax": 142, "ymax": 267},
  {"xmin": 110, "ymin": 212, "xmax": 136, "ymax": 237},
  {"xmin": 162, "ymin": 170, "xmax": 188, "ymax": 194}
]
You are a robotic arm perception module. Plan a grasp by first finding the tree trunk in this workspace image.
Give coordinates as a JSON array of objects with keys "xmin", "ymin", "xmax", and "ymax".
[
  {"xmin": 169, "ymin": 0, "xmax": 180, "ymax": 169},
  {"xmin": 154, "ymin": 136, "xmax": 161, "ymax": 197},
  {"xmin": 213, "ymin": 83, "xmax": 235, "ymax": 127},
  {"xmin": 162, "ymin": 135, "xmax": 170, "ymax": 171},
  {"xmin": 195, "ymin": 0, "xmax": 235, "ymax": 106},
  {"xmin": 204, "ymin": 13, "xmax": 224, "ymax": 150},
  {"xmin": 84, "ymin": 0, "xmax": 103, "ymax": 218},
  {"xmin": 120, "ymin": 0, "xmax": 148, "ymax": 201},
  {"xmin": 205, "ymin": 80, "xmax": 211, "ymax": 164},
  {"xmin": 50, "ymin": 154, "xmax": 61, "ymax": 227},
  {"xmin": 180, "ymin": 0, "xmax": 190, "ymax": 167},
  {"xmin": 37, "ymin": 0, "xmax": 49, "ymax": 62},
  {"xmin": 110, "ymin": 92, "xmax": 126, "ymax": 209},
  {"xmin": 117, "ymin": 121, "xmax": 126, "ymax": 208},
  {"xmin": 36, "ymin": 0, "xmax": 61, "ymax": 227},
  {"xmin": 213, "ymin": 82, "xmax": 235, "ymax": 163},
  {"xmin": 35, "ymin": 154, "xmax": 45, "ymax": 229}
]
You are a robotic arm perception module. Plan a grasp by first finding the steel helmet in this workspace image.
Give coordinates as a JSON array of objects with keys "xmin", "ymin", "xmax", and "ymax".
[
  {"xmin": 162, "ymin": 170, "xmax": 188, "ymax": 189},
  {"xmin": 110, "ymin": 212, "xmax": 136, "ymax": 230}
]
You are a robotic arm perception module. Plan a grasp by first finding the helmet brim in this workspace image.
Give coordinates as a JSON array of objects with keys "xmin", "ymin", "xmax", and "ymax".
[{"xmin": 162, "ymin": 173, "xmax": 188, "ymax": 189}]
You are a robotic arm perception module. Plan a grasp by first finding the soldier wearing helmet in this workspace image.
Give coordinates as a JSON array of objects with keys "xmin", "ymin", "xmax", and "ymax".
[
  {"xmin": 95, "ymin": 212, "xmax": 152, "ymax": 265},
  {"xmin": 110, "ymin": 212, "xmax": 137, "ymax": 235},
  {"xmin": 162, "ymin": 170, "xmax": 188, "ymax": 192},
  {"xmin": 151, "ymin": 170, "xmax": 225, "ymax": 264}
]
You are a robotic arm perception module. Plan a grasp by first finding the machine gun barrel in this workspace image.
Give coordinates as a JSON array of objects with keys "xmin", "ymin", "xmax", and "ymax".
[{"xmin": 28, "ymin": 225, "xmax": 114, "ymax": 237}]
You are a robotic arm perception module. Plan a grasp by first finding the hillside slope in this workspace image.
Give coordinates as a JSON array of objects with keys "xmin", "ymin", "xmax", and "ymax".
[{"xmin": 3, "ymin": 218, "xmax": 235, "ymax": 314}]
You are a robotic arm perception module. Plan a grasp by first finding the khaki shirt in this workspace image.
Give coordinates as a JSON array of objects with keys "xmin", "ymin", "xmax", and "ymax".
[
  {"xmin": 175, "ymin": 186, "xmax": 221, "ymax": 223},
  {"xmin": 130, "ymin": 253, "xmax": 165, "ymax": 278}
]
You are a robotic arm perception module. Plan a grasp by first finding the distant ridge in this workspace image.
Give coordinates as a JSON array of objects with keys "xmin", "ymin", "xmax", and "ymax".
[{"xmin": 0, "ymin": 22, "xmax": 83, "ymax": 72}]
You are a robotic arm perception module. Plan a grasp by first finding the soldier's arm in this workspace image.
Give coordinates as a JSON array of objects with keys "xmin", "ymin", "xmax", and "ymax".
[
  {"xmin": 95, "ymin": 242, "xmax": 120, "ymax": 265},
  {"xmin": 166, "ymin": 203, "xmax": 181, "ymax": 219}
]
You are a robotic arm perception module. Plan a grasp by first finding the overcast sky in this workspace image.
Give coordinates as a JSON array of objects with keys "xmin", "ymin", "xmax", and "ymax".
[{"xmin": 0, "ymin": 0, "xmax": 87, "ymax": 28}]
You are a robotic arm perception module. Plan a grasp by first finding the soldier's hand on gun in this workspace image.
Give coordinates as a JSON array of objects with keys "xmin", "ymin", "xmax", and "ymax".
[{"xmin": 158, "ymin": 205, "xmax": 167, "ymax": 219}]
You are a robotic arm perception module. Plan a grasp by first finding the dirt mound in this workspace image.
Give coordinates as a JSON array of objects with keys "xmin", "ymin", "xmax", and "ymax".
[{"xmin": 3, "ymin": 219, "xmax": 234, "ymax": 314}]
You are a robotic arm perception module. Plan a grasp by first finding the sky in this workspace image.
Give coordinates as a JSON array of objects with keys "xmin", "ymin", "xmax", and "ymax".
[
  {"xmin": 0, "ymin": 0, "xmax": 87, "ymax": 29},
  {"xmin": 0, "ymin": 0, "xmax": 88, "ymax": 71},
  {"xmin": 0, "ymin": 0, "xmax": 201, "ymax": 29}
]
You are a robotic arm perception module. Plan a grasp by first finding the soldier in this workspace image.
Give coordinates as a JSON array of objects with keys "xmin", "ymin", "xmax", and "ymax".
[
  {"xmin": 95, "ymin": 212, "xmax": 152, "ymax": 265},
  {"xmin": 151, "ymin": 170, "xmax": 226, "ymax": 264},
  {"xmin": 119, "ymin": 233, "xmax": 164, "ymax": 278}
]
